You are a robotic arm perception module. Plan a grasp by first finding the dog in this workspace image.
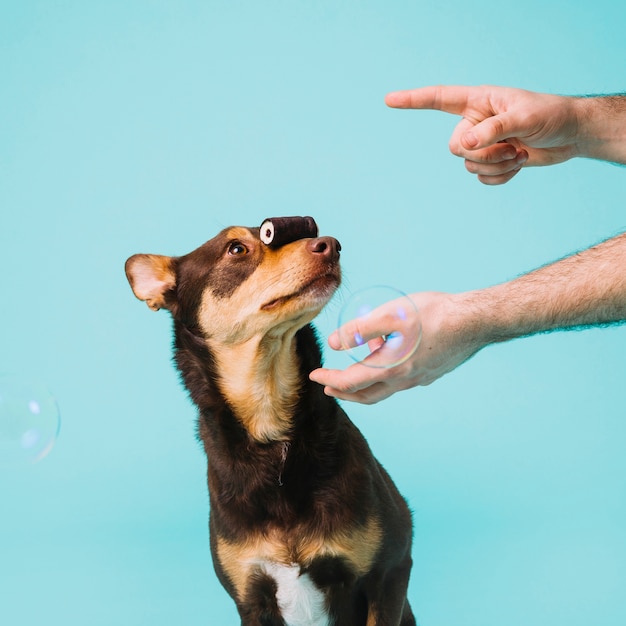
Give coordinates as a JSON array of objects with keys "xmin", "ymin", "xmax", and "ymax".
[{"xmin": 125, "ymin": 219, "xmax": 415, "ymax": 626}]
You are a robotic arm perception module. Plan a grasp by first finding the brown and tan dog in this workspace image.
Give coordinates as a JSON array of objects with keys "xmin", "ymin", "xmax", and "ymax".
[{"xmin": 125, "ymin": 219, "xmax": 415, "ymax": 626}]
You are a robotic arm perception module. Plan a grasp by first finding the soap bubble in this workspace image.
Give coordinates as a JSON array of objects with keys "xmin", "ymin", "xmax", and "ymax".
[
  {"xmin": 337, "ymin": 286, "xmax": 421, "ymax": 368},
  {"xmin": 0, "ymin": 375, "xmax": 60, "ymax": 467}
]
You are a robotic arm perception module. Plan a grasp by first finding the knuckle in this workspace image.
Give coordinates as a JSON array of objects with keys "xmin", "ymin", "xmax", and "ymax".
[
  {"xmin": 337, "ymin": 378, "xmax": 366, "ymax": 394},
  {"xmin": 464, "ymin": 159, "xmax": 479, "ymax": 174},
  {"xmin": 490, "ymin": 117, "xmax": 506, "ymax": 140},
  {"xmin": 478, "ymin": 170, "xmax": 518, "ymax": 185},
  {"xmin": 449, "ymin": 137, "xmax": 464, "ymax": 157}
]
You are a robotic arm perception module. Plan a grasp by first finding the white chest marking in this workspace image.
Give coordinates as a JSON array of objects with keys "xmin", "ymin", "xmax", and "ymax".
[{"xmin": 261, "ymin": 562, "xmax": 330, "ymax": 626}]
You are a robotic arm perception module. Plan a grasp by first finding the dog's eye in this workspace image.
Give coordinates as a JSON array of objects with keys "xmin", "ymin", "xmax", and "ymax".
[{"xmin": 228, "ymin": 242, "xmax": 248, "ymax": 256}]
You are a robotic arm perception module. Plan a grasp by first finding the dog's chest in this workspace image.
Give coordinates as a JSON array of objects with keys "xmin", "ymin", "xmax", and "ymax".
[{"xmin": 261, "ymin": 561, "xmax": 330, "ymax": 626}]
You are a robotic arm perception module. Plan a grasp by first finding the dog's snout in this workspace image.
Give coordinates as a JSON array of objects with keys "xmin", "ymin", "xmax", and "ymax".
[{"xmin": 307, "ymin": 236, "xmax": 341, "ymax": 261}]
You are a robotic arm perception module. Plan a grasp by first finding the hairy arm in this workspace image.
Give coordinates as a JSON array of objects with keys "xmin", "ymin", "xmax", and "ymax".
[
  {"xmin": 575, "ymin": 95, "xmax": 626, "ymax": 165},
  {"xmin": 461, "ymin": 232, "xmax": 626, "ymax": 342},
  {"xmin": 310, "ymin": 232, "xmax": 626, "ymax": 404}
]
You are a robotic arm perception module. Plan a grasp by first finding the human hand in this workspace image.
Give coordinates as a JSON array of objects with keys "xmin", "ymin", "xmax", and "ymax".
[
  {"xmin": 309, "ymin": 291, "xmax": 484, "ymax": 404},
  {"xmin": 386, "ymin": 85, "xmax": 582, "ymax": 185}
]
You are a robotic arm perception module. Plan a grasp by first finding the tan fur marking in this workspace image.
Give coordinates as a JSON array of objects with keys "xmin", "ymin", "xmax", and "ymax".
[
  {"xmin": 299, "ymin": 516, "xmax": 383, "ymax": 574},
  {"xmin": 216, "ymin": 516, "xmax": 382, "ymax": 600},
  {"xmin": 225, "ymin": 226, "xmax": 254, "ymax": 240},
  {"xmin": 209, "ymin": 335, "xmax": 301, "ymax": 441}
]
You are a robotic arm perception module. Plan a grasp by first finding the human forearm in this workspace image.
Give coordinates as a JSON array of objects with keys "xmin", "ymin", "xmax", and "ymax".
[
  {"xmin": 460, "ymin": 232, "xmax": 626, "ymax": 347},
  {"xmin": 574, "ymin": 95, "xmax": 626, "ymax": 165}
]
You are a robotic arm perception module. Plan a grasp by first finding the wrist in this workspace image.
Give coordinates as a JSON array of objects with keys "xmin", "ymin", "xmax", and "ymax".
[
  {"xmin": 444, "ymin": 291, "xmax": 497, "ymax": 351},
  {"xmin": 574, "ymin": 95, "xmax": 626, "ymax": 164},
  {"xmin": 450, "ymin": 286, "xmax": 534, "ymax": 348}
]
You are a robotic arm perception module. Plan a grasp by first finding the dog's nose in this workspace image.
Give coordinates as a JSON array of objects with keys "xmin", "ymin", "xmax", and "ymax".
[{"xmin": 307, "ymin": 236, "xmax": 341, "ymax": 261}]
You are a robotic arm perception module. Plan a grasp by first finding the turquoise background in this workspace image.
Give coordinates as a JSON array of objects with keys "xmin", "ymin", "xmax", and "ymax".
[{"xmin": 2, "ymin": 1, "xmax": 625, "ymax": 624}]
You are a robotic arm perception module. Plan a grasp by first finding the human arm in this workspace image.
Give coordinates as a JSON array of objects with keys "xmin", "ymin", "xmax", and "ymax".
[
  {"xmin": 310, "ymin": 232, "xmax": 626, "ymax": 404},
  {"xmin": 385, "ymin": 85, "xmax": 626, "ymax": 185}
]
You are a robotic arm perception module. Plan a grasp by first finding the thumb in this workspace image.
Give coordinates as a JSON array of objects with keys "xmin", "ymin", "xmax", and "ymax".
[
  {"xmin": 327, "ymin": 329, "xmax": 342, "ymax": 350},
  {"xmin": 462, "ymin": 113, "xmax": 522, "ymax": 150}
]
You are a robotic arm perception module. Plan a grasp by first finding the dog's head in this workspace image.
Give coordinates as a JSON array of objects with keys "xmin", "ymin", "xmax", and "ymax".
[{"xmin": 125, "ymin": 222, "xmax": 341, "ymax": 345}]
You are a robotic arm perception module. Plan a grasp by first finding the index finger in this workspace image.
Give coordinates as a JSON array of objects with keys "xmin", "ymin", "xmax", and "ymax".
[
  {"xmin": 335, "ymin": 297, "xmax": 419, "ymax": 350},
  {"xmin": 385, "ymin": 85, "xmax": 474, "ymax": 114}
]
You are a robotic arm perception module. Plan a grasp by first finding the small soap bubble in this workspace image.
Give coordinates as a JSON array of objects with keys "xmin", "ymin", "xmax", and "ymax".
[
  {"xmin": 0, "ymin": 375, "xmax": 60, "ymax": 467},
  {"xmin": 337, "ymin": 286, "xmax": 422, "ymax": 369}
]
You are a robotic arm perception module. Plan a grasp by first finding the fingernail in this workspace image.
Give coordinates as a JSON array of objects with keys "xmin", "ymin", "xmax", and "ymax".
[
  {"xmin": 464, "ymin": 131, "xmax": 479, "ymax": 148},
  {"xmin": 515, "ymin": 152, "xmax": 528, "ymax": 165},
  {"xmin": 502, "ymin": 148, "xmax": 518, "ymax": 160}
]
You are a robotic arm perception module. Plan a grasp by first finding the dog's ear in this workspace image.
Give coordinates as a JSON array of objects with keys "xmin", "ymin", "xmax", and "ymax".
[{"xmin": 125, "ymin": 254, "xmax": 176, "ymax": 311}]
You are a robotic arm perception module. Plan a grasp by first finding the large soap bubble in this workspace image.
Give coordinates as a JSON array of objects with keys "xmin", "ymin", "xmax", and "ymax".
[{"xmin": 337, "ymin": 286, "xmax": 422, "ymax": 369}]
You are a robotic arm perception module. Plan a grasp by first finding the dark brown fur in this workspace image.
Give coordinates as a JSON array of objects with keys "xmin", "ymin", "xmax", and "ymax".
[{"xmin": 125, "ymin": 224, "xmax": 415, "ymax": 626}]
